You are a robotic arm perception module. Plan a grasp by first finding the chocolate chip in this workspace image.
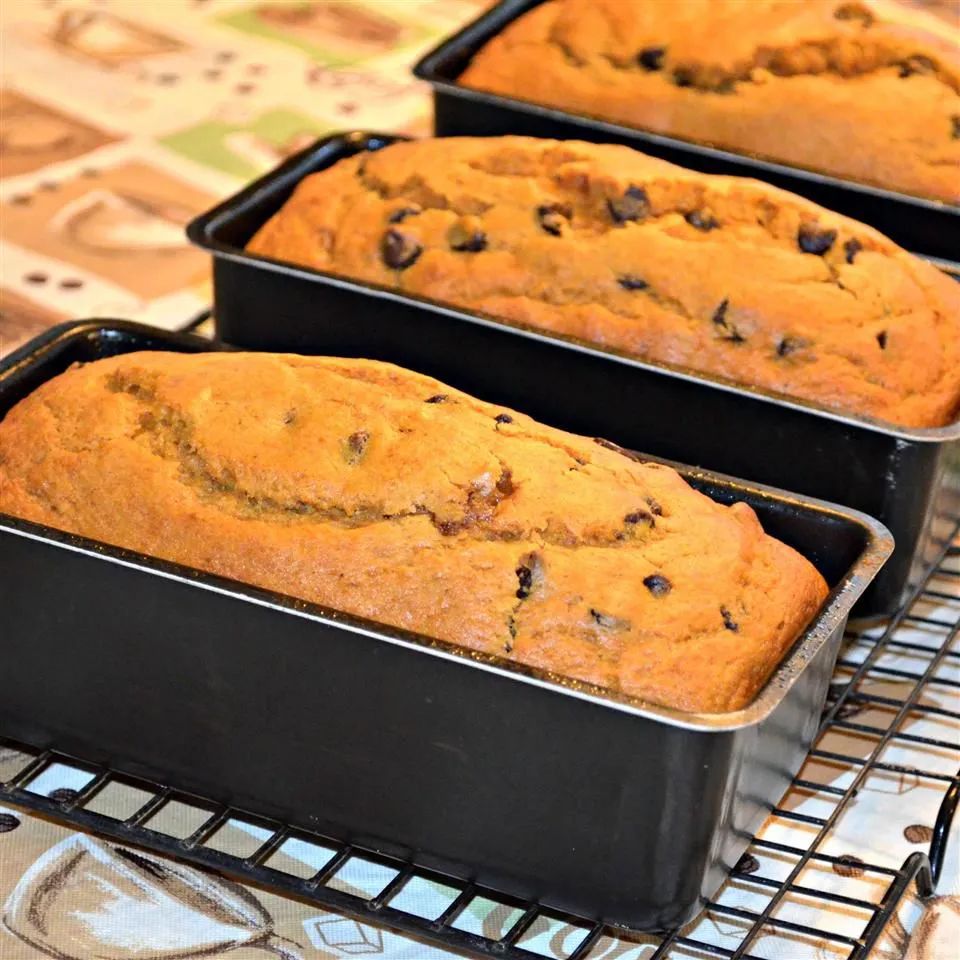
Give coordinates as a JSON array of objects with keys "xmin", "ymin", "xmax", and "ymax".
[
  {"xmin": 607, "ymin": 185, "xmax": 649, "ymax": 224},
  {"xmin": 607, "ymin": 187, "xmax": 650, "ymax": 224},
  {"xmin": 618, "ymin": 274, "xmax": 649, "ymax": 291},
  {"xmin": 711, "ymin": 298, "xmax": 745, "ymax": 341},
  {"xmin": 712, "ymin": 299, "xmax": 730, "ymax": 327},
  {"xmin": 495, "ymin": 413, "xmax": 513, "ymax": 424},
  {"xmin": 952, "ymin": 115, "xmax": 960, "ymax": 139},
  {"xmin": 646, "ymin": 497, "xmax": 663, "ymax": 516},
  {"xmin": 673, "ymin": 67, "xmax": 695, "ymax": 87},
  {"xmin": 643, "ymin": 574, "xmax": 672, "ymax": 597},
  {"xmin": 685, "ymin": 210, "xmax": 719, "ymax": 231},
  {"xmin": 903, "ymin": 824, "xmax": 933, "ymax": 844},
  {"xmin": 735, "ymin": 853, "xmax": 760, "ymax": 875},
  {"xmin": 537, "ymin": 202, "xmax": 572, "ymax": 236},
  {"xmin": 348, "ymin": 430, "xmax": 369, "ymax": 452},
  {"xmin": 590, "ymin": 608, "xmax": 631, "ymax": 631},
  {"xmin": 777, "ymin": 337, "xmax": 804, "ymax": 357},
  {"xmin": 721, "ymin": 606, "xmax": 739, "ymax": 631},
  {"xmin": 449, "ymin": 224, "xmax": 487, "ymax": 252},
  {"xmin": 898, "ymin": 55, "xmax": 935, "ymax": 77},
  {"xmin": 496, "ymin": 469, "xmax": 514, "ymax": 495},
  {"xmin": 798, "ymin": 224, "xmax": 837, "ymax": 255},
  {"xmin": 425, "ymin": 394, "xmax": 448, "ymax": 403},
  {"xmin": 637, "ymin": 46, "xmax": 666, "ymax": 71},
  {"xmin": 380, "ymin": 229, "xmax": 422, "ymax": 269},
  {"xmin": 343, "ymin": 430, "xmax": 370, "ymax": 465},
  {"xmin": 388, "ymin": 206, "xmax": 420, "ymax": 224},
  {"xmin": 832, "ymin": 854, "xmax": 865, "ymax": 878},
  {"xmin": 833, "ymin": 3, "xmax": 874, "ymax": 25},
  {"xmin": 876, "ymin": 330, "xmax": 887, "ymax": 349},
  {"xmin": 843, "ymin": 238, "xmax": 862, "ymax": 264},
  {"xmin": 624, "ymin": 509, "xmax": 654, "ymax": 526},
  {"xmin": 0, "ymin": 813, "xmax": 20, "ymax": 833},
  {"xmin": 515, "ymin": 551, "xmax": 543, "ymax": 599}
]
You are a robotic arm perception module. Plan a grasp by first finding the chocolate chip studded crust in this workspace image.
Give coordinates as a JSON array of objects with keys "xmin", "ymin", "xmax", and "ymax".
[
  {"xmin": 0, "ymin": 350, "xmax": 828, "ymax": 713},
  {"xmin": 247, "ymin": 136, "xmax": 960, "ymax": 428},
  {"xmin": 459, "ymin": 0, "xmax": 960, "ymax": 203}
]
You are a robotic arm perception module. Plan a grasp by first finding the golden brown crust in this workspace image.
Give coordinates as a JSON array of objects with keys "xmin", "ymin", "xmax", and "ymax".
[
  {"xmin": 0, "ymin": 350, "xmax": 829, "ymax": 713},
  {"xmin": 247, "ymin": 136, "xmax": 960, "ymax": 428},
  {"xmin": 459, "ymin": 0, "xmax": 960, "ymax": 203}
]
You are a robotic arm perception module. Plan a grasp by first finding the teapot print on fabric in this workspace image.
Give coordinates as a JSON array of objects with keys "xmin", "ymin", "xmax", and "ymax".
[{"xmin": 2, "ymin": 833, "xmax": 302, "ymax": 959}]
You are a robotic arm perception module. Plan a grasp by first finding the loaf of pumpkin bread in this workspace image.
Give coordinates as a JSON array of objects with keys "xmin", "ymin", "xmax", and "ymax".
[
  {"xmin": 0, "ymin": 351, "xmax": 829, "ymax": 713},
  {"xmin": 246, "ymin": 136, "xmax": 960, "ymax": 428},
  {"xmin": 459, "ymin": 0, "xmax": 960, "ymax": 203}
]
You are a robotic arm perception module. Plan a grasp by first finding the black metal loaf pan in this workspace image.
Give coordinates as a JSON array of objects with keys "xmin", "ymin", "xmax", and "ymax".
[
  {"xmin": 412, "ymin": 0, "xmax": 959, "ymax": 267},
  {"xmin": 1, "ymin": 321, "xmax": 890, "ymax": 932},
  {"xmin": 187, "ymin": 132, "xmax": 960, "ymax": 619}
]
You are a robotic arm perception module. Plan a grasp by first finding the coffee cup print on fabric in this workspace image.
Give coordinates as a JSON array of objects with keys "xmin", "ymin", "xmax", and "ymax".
[{"xmin": 2, "ymin": 834, "xmax": 303, "ymax": 959}]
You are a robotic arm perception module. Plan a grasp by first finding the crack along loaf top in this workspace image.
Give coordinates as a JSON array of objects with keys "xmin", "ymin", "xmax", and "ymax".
[
  {"xmin": 247, "ymin": 136, "xmax": 960, "ymax": 428},
  {"xmin": 0, "ymin": 350, "xmax": 829, "ymax": 713},
  {"xmin": 459, "ymin": 0, "xmax": 960, "ymax": 203}
]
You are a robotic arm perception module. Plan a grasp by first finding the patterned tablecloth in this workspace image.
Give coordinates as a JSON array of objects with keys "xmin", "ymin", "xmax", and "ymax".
[
  {"xmin": 0, "ymin": 2, "xmax": 958, "ymax": 959},
  {"xmin": 0, "ymin": 0, "xmax": 485, "ymax": 352}
]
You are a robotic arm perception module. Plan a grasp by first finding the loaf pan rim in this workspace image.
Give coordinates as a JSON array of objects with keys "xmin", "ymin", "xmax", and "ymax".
[
  {"xmin": 411, "ymin": 0, "xmax": 960, "ymax": 217},
  {"xmin": 0, "ymin": 319, "xmax": 892, "ymax": 734},
  {"xmin": 186, "ymin": 132, "xmax": 960, "ymax": 444}
]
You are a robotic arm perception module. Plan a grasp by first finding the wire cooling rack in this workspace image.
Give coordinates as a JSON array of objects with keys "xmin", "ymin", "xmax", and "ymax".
[{"xmin": 1, "ymin": 520, "xmax": 957, "ymax": 960}]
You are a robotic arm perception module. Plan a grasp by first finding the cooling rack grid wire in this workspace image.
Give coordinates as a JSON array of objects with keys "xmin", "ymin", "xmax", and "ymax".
[{"xmin": 1, "ymin": 520, "xmax": 958, "ymax": 960}]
